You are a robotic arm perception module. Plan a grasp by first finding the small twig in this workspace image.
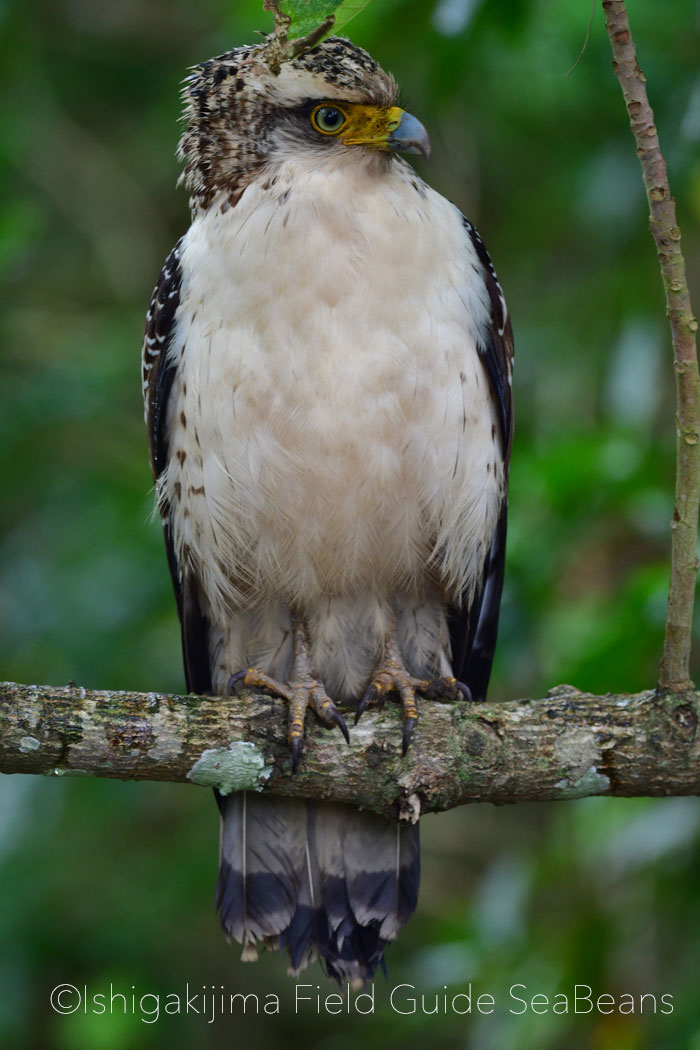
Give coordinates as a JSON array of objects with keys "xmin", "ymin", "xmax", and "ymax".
[
  {"xmin": 566, "ymin": 0, "xmax": 597, "ymax": 77},
  {"xmin": 288, "ymin": 15, "xmax": 335, "ymax": 58},
  {"xmin": 263, "ymin": 1, "xmax": 335, "ymax": 74},
  {"xmin": 263, "ymin": 0, "xmax": 292, "ymax": 73},
  {"xmin": 602, "ymin": 0, "xmax": 700, "ymax": 691}
]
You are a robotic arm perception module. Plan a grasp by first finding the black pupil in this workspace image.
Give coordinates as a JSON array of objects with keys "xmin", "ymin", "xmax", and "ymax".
[{"xmin": 320, "ymin": 108, "xmax": 342, "ymax": 129}]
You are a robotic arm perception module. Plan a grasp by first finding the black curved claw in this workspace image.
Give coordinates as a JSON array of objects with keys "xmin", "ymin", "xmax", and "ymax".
[
  {"xmin": 402, "ymin": 716, "xmax": 417, "ymax": 756},
  {"xmin": 332, "ymin": 707, "xmax": 350, "ymax": 744},
  {"xmin": 355, "ymin": 684, "xmax": 378, "ymax": 725},
  {"xmin": 291, "ymin": 734, "xmax": 303, "ymax": 774},
  {"xmin": 354, "ymin": 693, "xmax": 370, "ymax": 725},
  {"xmin": 227, "ymin": 670, "xmax": 246, "ymax": 696},
  {"xmin": 455, "ymin": 679, "xmax": 473, "ymax": 702}
]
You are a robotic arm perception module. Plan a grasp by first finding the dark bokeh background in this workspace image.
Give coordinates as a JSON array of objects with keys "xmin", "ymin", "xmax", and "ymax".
[{"xmin": 2, "ymin": 0, "xmax": 700, "ymax": 1047}]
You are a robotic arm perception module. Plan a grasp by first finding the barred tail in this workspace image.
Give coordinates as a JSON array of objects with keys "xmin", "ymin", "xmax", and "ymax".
[{"xmin": 215, "ymin": 793, "xmax": 420, "ymax": 982}]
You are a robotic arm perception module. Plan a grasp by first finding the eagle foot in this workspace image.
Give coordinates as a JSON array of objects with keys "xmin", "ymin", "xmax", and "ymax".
[
  {"xmin": 355, "ymin": 665, "xmax": 430, "ymax": 755},
  {"xmin": 287, "ymin": 678, "xmax": 350, "ymax": 772},
  {"xmin": 355, "ymin": 631, "xmax": 472, "ymax": 754},
  {"xmin": 227, "ymin": 621, "xmax": 349, "ymax": 772}
]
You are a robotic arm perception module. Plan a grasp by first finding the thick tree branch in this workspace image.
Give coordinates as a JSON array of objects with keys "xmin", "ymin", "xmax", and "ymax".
[
  {"xmin": 603, "ymin": 0, "xmax": 700, "ymax": 692},
  {"xmin": 2, "ymin": 681, "xmax": 699, "ymax": 820}
]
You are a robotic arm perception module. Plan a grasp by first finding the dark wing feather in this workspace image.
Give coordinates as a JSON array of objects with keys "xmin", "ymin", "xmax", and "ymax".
[
  {"xmin": 142, "ymin": 240, "xmax": 212, "ymax": 694},
  {"xmin": 143, "ymin": 240, "xmax": 183, "ymax": 477},
  {"xmin": 465, "ymin": 217, "xmax": 514, "ymax": 460},
  {"xmin": 449, "ymin": 217, "xmax": 514, "ymax": 699}
]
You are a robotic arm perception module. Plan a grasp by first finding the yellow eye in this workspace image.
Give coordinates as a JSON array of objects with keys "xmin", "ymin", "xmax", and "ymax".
[{"xmin": 311, "ymin": 104, "xmax": 349, "ymax": 135}]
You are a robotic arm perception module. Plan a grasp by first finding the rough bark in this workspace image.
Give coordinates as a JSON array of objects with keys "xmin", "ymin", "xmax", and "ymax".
[
  {"xmin": 603, "ymin": 0, "xmax": 700, "ymax": 692},
  {"xmin": 2, "ymin": 680, "xmax": 699, "ymax": 820}
]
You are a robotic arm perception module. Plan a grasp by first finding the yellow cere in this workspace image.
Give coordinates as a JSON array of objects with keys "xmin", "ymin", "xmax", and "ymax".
[{"xmin": 311, "ymin": 103, "xmax": 405, "ymax": 150}]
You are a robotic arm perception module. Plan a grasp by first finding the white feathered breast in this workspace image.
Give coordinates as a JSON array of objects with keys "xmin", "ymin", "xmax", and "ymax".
[{"xmin": 162, "ymin": 150, "xmax": 503, "ymax": 694}]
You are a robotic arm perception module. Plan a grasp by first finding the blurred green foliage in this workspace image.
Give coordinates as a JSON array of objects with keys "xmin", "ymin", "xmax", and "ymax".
[{"xmin": 1, "ymin": 0, "xmax": 700, "ymax": 1047}]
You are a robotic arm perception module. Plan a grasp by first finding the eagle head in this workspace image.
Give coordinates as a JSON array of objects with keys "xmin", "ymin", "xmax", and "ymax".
[{"xmin": 178, "ymin": 37, "xmax": 430, "ymax": 212}]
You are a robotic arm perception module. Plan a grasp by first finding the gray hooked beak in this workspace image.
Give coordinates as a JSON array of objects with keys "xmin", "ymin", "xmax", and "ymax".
[{"xmin": 387, "ymin": 111, "xmax": 431, "ymax": 160}]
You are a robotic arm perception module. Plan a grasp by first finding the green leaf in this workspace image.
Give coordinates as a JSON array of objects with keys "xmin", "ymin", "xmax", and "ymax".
[{"xmin": 277, "ymin": 0, "xmax": 370, "ymax": 40}]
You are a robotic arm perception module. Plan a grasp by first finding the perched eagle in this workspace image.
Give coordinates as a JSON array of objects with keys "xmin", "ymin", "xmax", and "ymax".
[{"xmin": 143, "ymin": 36, "xmax": 513, "ymax": 982}]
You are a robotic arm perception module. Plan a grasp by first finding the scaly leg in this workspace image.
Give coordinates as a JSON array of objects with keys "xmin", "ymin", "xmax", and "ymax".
[
  {"xmin": 355, "ymin": 616, "xmax": 472, "ymax": 754},
  {"xmin": 228, "ymin": 617, "xmax": 349, "ymax": 771}
]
